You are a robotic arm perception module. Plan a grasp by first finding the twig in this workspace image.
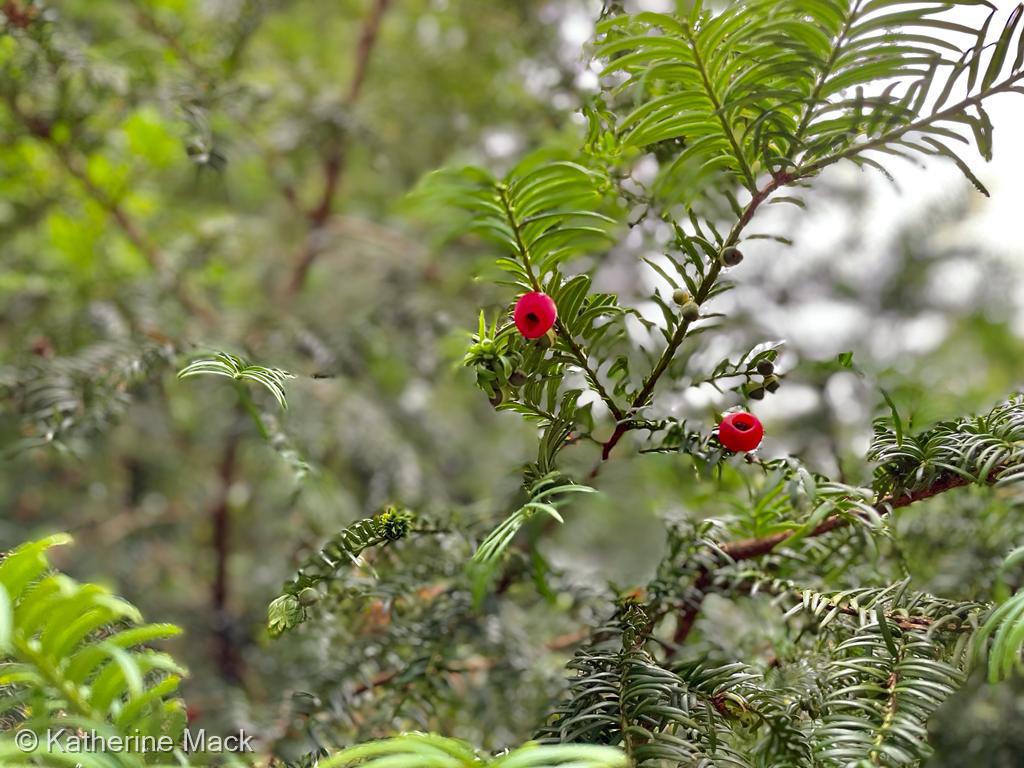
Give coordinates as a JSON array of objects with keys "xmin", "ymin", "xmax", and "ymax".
[
  {"xmin": 591, "ymin": 171, "xmax": 793, "ymax": 477},
  {"xmin": 497, "ymin": 184, "xmax": 625, "ymax": 421},
  {"xmin": 2, "ymin": 96, "xmax": 215, "ymax": 323},
  {"xmin": 211, "ymin": 430, "xmax": 243, "ymax": 682},
  {"xmin": 286, "ymin": 0, "xmax": 393, "ymax": 296},
  {"xmin": 130, "ymin": 1, "xmax": 207, "ymax": 80},
  {"xmin": 57, "ymin": 147, "xmax": 216, "ymax": 323},
  {"xmin": 592, "ymin": 72, "xmax": 1024, "ymax": 478},
  {"xmin": 669, "ymin": 471, "xmax": 987, "ymax": 648}
]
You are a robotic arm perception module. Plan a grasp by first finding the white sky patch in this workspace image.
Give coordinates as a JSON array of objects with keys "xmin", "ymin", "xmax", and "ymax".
[
  {"xmin": 560, "ymin": 10, "xmax": 595, "ymax": 48},
  {"xmin": 825, "ymin": 372, "xmax": 870, "ymax": 426},
  {"xmin": 633, "ymin": 0, "xmax": 674, "ymax": 11},
  {"xmin": 575, "ymin": 68, "xmax": 600, "ymax": 92},
  {"xmin": 767, "ymin": 299, "xmax": 870, "ymax": 356},
  {"xmin": 926, "ymin": 259, "xmax": 983, "ymax": 310},
  {"xmin": 551, "ymin": 2, "xmax": 1024, "ymax": 354},
  {"xmin": 755, "ymin": 384, "xmax": 821, "ymax": 422},
  {"xmin": 897, "ymin": 312, "xmax": 950, "ymax": 355},
  {"xmin": 482, "ymin": 129, "xmax": 521, "ymax": 160}
]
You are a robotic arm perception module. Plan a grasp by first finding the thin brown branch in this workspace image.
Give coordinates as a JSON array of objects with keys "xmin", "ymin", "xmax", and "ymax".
[
  {"xmin": 1, "ymin": 1, "xmax": 38, "ymax": 30},
  {"xmin": 2, "ymin": 95, "xmax": 215, "ymax": 322},
  {"xmin": 130, "ymin": 2, "xmax": 207, "ymax": 79},
  {"xmin": 670, "ymin": 471, "xmax": 988, "ymax": 647},
  {"xmin": 55, "ymin": 148, "xmax": 166, "ymax": 271},
  {"xmin": 591, "ymin": 171, "xmax": 793, "ymax": 477},
  {"xmin": 56, "ymin": 147, "xmax": 216, "ymax": 323},
  {"xmin": 286, "ymin": 0, "xmax": 393, "ymax": 296},
  {"xmin": 496, "ymin": 183, "xmax": 626, "ymax": 421},
  {"xmin": 721, "ymin": 473, "xmax": 971, "ymax": 562},
  {"xmin": 211, "ymin": 431, "xmax": 242, "ymax": 682},
  {"xmin": 593, "ymin": 68, "xmax": 1024, "ymax": 477},
  {"xmin": 795, "ymin": 596, "xmax": 952, "ymax": 634}
]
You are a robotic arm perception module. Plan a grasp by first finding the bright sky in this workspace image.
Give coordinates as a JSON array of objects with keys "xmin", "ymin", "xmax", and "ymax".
[
  {"xmin": 550, "ymin": 0, "xmax": 1024, "ymax": 436},
  {"xmin": 555, "ymin": 0, "xmax": 1024, "ymax": 334}
]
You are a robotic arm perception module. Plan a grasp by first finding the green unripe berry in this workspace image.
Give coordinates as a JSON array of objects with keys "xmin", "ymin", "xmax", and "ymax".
[
  {"xmin": 681, "ymin": 301, "xmax": 700, "ymax": 322},
  {"xmin": 298, "ymin": 587, "xmax": 320, "ymax": 606},
  {"xmin": 509, "ymin": 371, "xmax": 528, "ymax": 387},
  {"xmin": 672, "ymin": 288, "xmax": 692, "ymax": 306},
  {"xmin": 721, "ymin": 247, "xmax": 744, "ymax": 267},
  {"xmin": 745, "ymin": 382, "xmax": 765, "ymax": 400},
  {"xmin": 538, "ymin": 329, "xmax": 557, "ymax": 349},
  {"xmin": 489, "ymin": 390, "xmax": 504, "ymax": 407},
  {"xmin": 756, "ymin": 360, "xmax": 775, "ymax": 376},
  {"xmin": 764, "ymin": 375, "xmax": 781, "ymax": 393}
]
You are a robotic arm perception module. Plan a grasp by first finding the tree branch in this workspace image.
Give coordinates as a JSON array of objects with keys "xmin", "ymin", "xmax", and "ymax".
[
  {"xmin": 497, "ymin": 184, "xmax": 625, "ymax": 421},
  {"xmin": 56, "ymin": 147, "xmax": 217, "ymax": 323},
  {"xmin": 800, "ymin": 69, "xmax": 1024, "ymax": 176},
  {"xmin": 681, "ymin": 23, "xmax": 757, "ymax": 192},
  {"xmin": 286, "ymin": 0, "xmax": 393, "ymax": 296},
  {"xmin": 592, "ymin": 170, "xmax": 793, "ymax": 475},
  {"xmin": 592, "ymin": 70, "xmax": 1024, "ymax": 478},
  {"xmin": 2, "ymin": 95, "xmax": 215, "ymax": 323},
  {"xmin": 670, "ymin": 471, "xmax": 993, "ymax": 647},
  {"xmin": 129, "ymin": 1, "xmax": 208, "ymax": 80},
  {"xmin": 210, "ymin": 429, "xmax": 242, "ymax": 682}
]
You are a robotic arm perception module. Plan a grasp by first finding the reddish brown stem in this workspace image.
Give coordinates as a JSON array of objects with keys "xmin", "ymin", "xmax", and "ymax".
[
  {"xmin": 286, "ymin": 0, "xmax": 393, "ymax": 296},
  {"xmin": 211, "ymin": 432, "xmax": 242, "ymax": 682},
  {"xmin": 670, "ymin": 472, "xmax": 981, "ymax": 647}
]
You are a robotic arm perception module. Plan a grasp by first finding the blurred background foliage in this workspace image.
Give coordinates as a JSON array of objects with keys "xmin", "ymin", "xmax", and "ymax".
[{"xmin": 1, "ymin": 0, "xmax": 1022, "ymax": 764}]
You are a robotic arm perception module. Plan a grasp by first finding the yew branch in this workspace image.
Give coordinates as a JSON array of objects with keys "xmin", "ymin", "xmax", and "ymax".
[{"xmin": 670, "ymin": 472, "xmax": 986, "ymax": 647}]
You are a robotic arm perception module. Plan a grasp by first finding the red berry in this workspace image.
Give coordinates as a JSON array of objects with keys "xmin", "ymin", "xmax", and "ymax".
[
  {"xmin": 718, "ymin": 411, "xmax": 764, "ymax": 452},
  {"xmin": 514, "ymin": 291, "xmax": 558, "ymax": 339}
]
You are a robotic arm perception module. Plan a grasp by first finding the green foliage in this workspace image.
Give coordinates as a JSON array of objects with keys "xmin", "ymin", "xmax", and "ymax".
[
  {"xmin": 542, "ymin": 641, "xmax": 751, "ymax": 765},
  {"xmin": 0, "ymin": 339, "xmax": 174, "ymax": 454},
  {"xmin": 178, "ymin": 352, "xmax": 294, "ymax": 410},
  {"xmin": 4, "ymin": 0, "xmax": 1024, "ymax": 764},
  {"xmin": 416, "ymin": 158, "xmax": 618, "ymax": 289},
  {"xmin": 870, "ymin": 393, "xmax": 1024, "ymax": 496},
  {"xmin": 224, "ymin": 0, "xmax": 1024, "ymax": 761},
  {"xmin": 317, "ymin": 733, "xmax": 625, "ymax": 768},
  {"xmin": 420, "ymin": 3, "xmax": 1024, "ymax": 597},
  {"xmin": 814, "ymin": 627, "xmax": 963, "ymax": 766},
  {"xmin": 594, "ymin": 0, "xmax": 1024, "ymax": 202},
  {"xmin": 268, "ymin": 505, "xmax": 418, "ymax": 636},
  {"xmin": 418, "ymin": 155, "xmax": 628, "ymax": 423},
  {"xmin": 472, "ymin": 473, "xmax": 593, "ymax": 568},
  {"xmin": 469, "ymin": 472, "xmax": 595, "ymax": 601},
  {"xmin": 973, "ymin": 546, "xmax": 1024, "ymax": 683},
  {"xmin": 527, "ymin": 393, "xmax": 1024, "ymax": 766},
  {"xmin": 0, "ymin": 535, "xmax": 191, "ymax": 767}
]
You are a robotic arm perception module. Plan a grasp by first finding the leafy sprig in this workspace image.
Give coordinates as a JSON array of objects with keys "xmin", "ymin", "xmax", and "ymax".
[{"xmin": 178, "ymin": 351, "xmax": 294, "ymax": 410}]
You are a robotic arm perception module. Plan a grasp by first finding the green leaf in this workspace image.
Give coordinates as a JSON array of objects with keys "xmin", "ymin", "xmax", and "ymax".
[
  {"xmin": 178, "ymin": 351, "xmax": 295, "ymax": 409},
  {"xmin": 0, "ymin": 586, "xmax": 11, "ymax": 654}
]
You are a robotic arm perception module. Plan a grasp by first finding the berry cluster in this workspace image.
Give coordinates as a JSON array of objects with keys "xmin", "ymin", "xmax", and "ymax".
[{"xmin": 744, "ymin": 358, "xmax": 781, "ymax": 401}]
